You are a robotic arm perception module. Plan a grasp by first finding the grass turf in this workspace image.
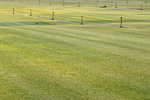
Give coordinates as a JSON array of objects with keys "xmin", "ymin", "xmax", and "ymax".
[{"xmin": 0, "ymin": 0, "xmax": 150, "ymax": 99}]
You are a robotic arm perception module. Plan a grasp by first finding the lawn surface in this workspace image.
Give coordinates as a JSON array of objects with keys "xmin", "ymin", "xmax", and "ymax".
[{"xmin": 0, "ymin": 0, "xmax": 150, "ymax": 99}]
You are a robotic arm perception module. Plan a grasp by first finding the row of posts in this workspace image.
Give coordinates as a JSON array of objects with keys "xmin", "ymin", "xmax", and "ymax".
[
  {"xmin": 12, "ymin": 8, "xmax": 124, "ymax": 27},
  {"xmin": 12, "ymin": 8, "xmax": 84, "ymax": 25},
  {"xmin": 115, "ymin": 2, "xmax": 144, "ymax": 10},
  {"xmin": 3, "ymin": 0, "xmax": 148, "ymax": 6},
  {"xmin": 1, "ymin": 0, "xmax": 147, "ymax": 10},
  {"xmin": 8, "ymin": 0, "xmax": 82, "ymax": 6},
  {"xmin": 18, "ymin": 0, "xmax": 147, "ymax": 9}
]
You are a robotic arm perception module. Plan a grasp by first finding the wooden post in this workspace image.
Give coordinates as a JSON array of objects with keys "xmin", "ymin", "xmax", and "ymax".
[
  {"xmin": 115, "ymin": 2, "xmax": 117, "ymax": 8},
  {"xmin": 63, "ymin": 2, "xmax": 65, "ymax": 6},
  {"xmin": 30, "ymin": 9, "xmax": 32, "ymax": 16},
  {"xmin": 51, "ymin": 12, "xmax": 55, "ymax": 20},
  {"xmin": 13, "ymin": 8, "xmax": 14, "ymax": 14},
  {"xmin": 145, "ymin": 0, "xmax": 147, "ymax": 4},
  {"xmin": 120, "ymin": 17, "xmax": 123, "ymax": 27},
  {"xmin": 95, "ymin": 2, "xmax": 97, "ymax": 7},
  {"xmin": 140, "ymin": 4, "xmax": 143, "ymax": 10},
  {"xmin": 50, "ymin": 1, "xmax": 52, "ymax": 5},
  {"xmin": 81, "ymin": 16, "xmax": 83, "ymax": 25},
  {"xmin": 78, "ymin": 2, "xmax": 80, "ymax": 7}
]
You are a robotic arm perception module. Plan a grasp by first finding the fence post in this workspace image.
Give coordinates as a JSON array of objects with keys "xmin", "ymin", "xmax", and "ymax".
[
  {"xmin": 115, "ymin": 2, "xmax": 117, "ymax": 8},
  {"xmin": 51, "ymin": 12, "xmax": 55, "ymax": 20},
  {"xmin": 78, "ymin": 2, "xmax": 80, "ymax": 7},
  {"xmin": 50, "ymin": 1, "xmax": 52, "ymax": 5},
  {"xmin": 145, "ymin": 0, "xmax": 147, "ymax": 4},
  {"xmin": 30, "ymin": 9, "xmax": 32, "ymax": 16},
  {"xmin": 13, "ymin": 8, "xmax": 15, "ymax": 14},
  {"xmin": 81, "ymin": 16, "xmax": 83, "ymax": 25},
  {"xmin": 120, "ymin": 17, "xmax": 123, "ymax": 27},
  {"xmin": 140, "ymin": 4, "xmax": 143, "ymax": 10},
  {"xmin": 95, "ymin": 2, "xmax": 97, "ymax": 7},
  {"xmin": 63, "ymin": 2, "xmax": 65, "ymax": 6}
]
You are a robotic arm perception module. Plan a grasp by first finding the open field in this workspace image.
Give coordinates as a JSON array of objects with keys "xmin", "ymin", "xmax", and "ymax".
[{"xmin": 0, "ymin": 0, "xmax": 150, "ymax": 99}]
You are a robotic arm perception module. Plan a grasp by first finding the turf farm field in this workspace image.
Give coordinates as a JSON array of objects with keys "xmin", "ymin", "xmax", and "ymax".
[{"xmin": 0, "ymin": 0, "xmax": 150, "ymax": 99}]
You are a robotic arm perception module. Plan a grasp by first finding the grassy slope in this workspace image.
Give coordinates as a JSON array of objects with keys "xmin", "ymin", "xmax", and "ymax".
[{"xmin": 0, "ymin": 0, "xmax": 150, "ymax": 100}]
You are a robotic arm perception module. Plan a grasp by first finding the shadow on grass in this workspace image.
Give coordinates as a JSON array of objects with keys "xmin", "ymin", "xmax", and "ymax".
[
  {"xmin": 0, "ymin": 19, "xmax": 149, "ymax": 26},
  {"xmin": 84, "ymin": 19, "xmax": 150, "ymax": 24},
  {"xmin": 86, "ymin": 19, "xmax": 117, "ymax": 24},
  {"xmin": 0, "ymin": 21, "xmax": 70, "ymax": 26}
]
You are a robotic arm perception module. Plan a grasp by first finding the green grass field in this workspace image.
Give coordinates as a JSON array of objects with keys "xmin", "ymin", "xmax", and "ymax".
[{"xmin": 0, "ymin": 0, "xmax": 150, "ymax": 99}]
